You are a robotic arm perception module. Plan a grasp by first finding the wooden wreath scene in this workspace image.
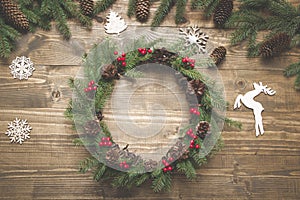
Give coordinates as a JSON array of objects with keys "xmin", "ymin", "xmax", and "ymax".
[{"xmin": 0, "ymin": 0, "xmax": 300, "ymax": 199}]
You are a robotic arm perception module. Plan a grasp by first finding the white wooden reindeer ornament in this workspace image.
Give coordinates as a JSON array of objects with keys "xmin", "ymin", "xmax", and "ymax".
[{"xmin": 234, "ymin": 82, "xmax": 276, "ymax": 137}]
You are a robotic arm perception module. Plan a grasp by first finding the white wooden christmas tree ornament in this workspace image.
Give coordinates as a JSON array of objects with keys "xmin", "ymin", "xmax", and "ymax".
[
  {"xmin": 104, "ymin": 10, "xmax": 127, "ymax": 35},
  {"xmin": 234, "ymin": 82, "xmax": 276, "ymax": 137}
]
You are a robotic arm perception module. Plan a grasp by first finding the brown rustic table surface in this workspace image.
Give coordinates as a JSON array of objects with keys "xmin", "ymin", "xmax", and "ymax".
[{"xmin": 1, "ymin": 1, "xmax": 300, "ymax": 199}]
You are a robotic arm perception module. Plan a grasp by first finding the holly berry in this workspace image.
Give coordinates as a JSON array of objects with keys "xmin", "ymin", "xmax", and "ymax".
[
  {"xmin": 84, "ymin": 88, "xmax": 89, "ymax": 92},
  {"xmin": 122, "ymin": 62, "xmax": 126, "ymax": 67},
  {"xmin": 189, "ymin": 144, "xmax": 194, "ymax": 149},
  {"xmin": 195, "ymin": 144, "xmax": 200, "ymax": 149},
  {"xmin": 163, "ymin": 167, "xmax": 168, "ymax": 173},
  {"xmin": 167, "ymin": 166, "xmax": 172, "ymax": 171},
  {"xmin": 182, "ymin": 58, "xmax": 187, "ymax": 63},
  {"xmin": 190, "ymin": 63, "xmax": 195, "ymax": 69},
  {"xmin": 99, "ymin": 142, "xmax": 103, "ymax": 146},
  {"xmin": 148, "ymin": 49, "xmax": 152, "ymax": 53},
  {"xmin": 114, "ymin": 51, "xmax": 118, "ymax": 55},
  {"xmin": 93, "ymin": 86, "xmax": 97, "ymax": 90},
  {"xmin": 168, "ymin": 157, "xmax": 174, "ymax": 162},
  {"xmin": 117, "ymin": 57, "xmax": 121, "ymax": 61},
  {"xmin": 122, "ymin": 52, "xmax": 126, "ymax": 57},
  {"xmin": 190, "ymin": 140, "xmax": 195, "ymax": 145},
  {"xmin": 120, "ymin": 57, "xmax": 125, "ymax": 61}
]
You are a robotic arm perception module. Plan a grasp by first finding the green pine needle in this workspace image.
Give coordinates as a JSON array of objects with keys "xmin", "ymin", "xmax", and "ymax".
[
  {"xmin": 151, "ymin": 0, "xmax": 176, "ymax": 27},
  {"xmin": 175, "ymin": 0, "xmax": 187, "ymax": 25},
  {"xmin": 224, "ymin": 118, "xmax": 242, "ymax": 130},
  {"xmin": 94, "ymin": 0, "xmax": 117, "ymax": 15},
  {"xmin": 284, "ymin": 61, "xmax": 300, "ymax": 77},
  {"xmin": 151, "ymin": 170, "xmax": 172, "ymax": 192},
  {"xmin": 93, "ymin": 164, "xmax": 107, "ymax": 181},
  {"xmin": 127, "ymin": 0, "xmax": 137, "ymax": 17},
  {"xmin": 79, "ymin": 157, "xmax": 99, "ymax": 173},
  {"xmin": 176, "ymin": 160, "xmax": 196, "ymax": 179}
]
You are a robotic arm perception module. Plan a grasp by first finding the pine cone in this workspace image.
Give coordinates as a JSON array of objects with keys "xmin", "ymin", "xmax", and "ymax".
[
  {"xmin": 101, "ymin": 64, "xmax": 119, "ymax": 80},
  {"xmin": 196, "ymin": 121, "xmax": 210, "ymax": 139},
  {"xmin": 144, "ymin": 159, "xmax": 158, "ymax": 171},
  {"xmin": 152, "ymin": 48, "xmax": 177, "ymax": 65},
  {"xmin": 188, "ymin": 79, "xmax": 206, "ymax": 102},
  {"xmin": 0, "ymin": 0, "xmax": 29, "ymax": 32},
  {"xmin": 96, "ymin": 110, "xmax": 104, "ymax": 121},
  {"xmin": 84, "ymin": 120, "xmax": 101, "ymax": 135},
  {"xmin": 166, "ymin": 140, "xmax": 187, "ymax": 160},
  {"xmin": 79, "ymin": 0, "xmax": 94, "ymax": 16},
  {"xmin": 135, "ymin": 0, "xmax": 150, "ymax": 22},
  {"xmin": 259, "ymin": 33, "xmax": 291, "ymax": 57},
  {"xmin": 210, "ymin": 46, "xmax": 227, "ymax": 65},
  {"xmin": 106, "ymin": 148, "xmax": 120, "ymax": 165},
  {"xmin": 213, "ymin": 0, "xmax": 233, "ymax": 27}
]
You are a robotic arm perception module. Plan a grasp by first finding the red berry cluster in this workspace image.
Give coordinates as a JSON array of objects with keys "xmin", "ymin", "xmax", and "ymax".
[
  {"xmin": 182, "ymin": 57, "xmax": 195, "ymax": 69},
  {"xmin": 189, "ymin": 139, "xmax": 200, "ymax": 149},
  {"xmin": 190, "ymin": 107, "xmax": 200, "ymax": 116},
  {"xmin": 84, "ymin": 80, "xmax": 97, "ymax": 92},
  {"xmin": 115, "ymin": 51, "xmax": 127, "ymax": 67},
  {"xmin": 162, "ymin": 159, "xmax": 173, "ymax": 173},
  {"xmin": 138, "ymin": 48, "xmax": 152, "ymax": 55},
  {"xmin": 119, "ymin": 161, "xmax": 130, "ymax": 169},
  {"xmin": 99, "ymin": 137, "xmax": 112, "ymax": 147},
  {"xmin": 186, "ymin": 128, "xmax": 197, "ymax": 139}
]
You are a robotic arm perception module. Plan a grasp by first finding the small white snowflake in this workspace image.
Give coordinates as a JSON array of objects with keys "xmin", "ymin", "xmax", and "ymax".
[
  {"xmin": 179, "ymin": 25, "xmax": 209, "ymax": 53},
  {"xmin": 9, "ymin": 56, "xmax": 35, "ymax": 80},
  {"xmin": 5, "ymin": 118, "xmax": 32, "ymax": 144}
]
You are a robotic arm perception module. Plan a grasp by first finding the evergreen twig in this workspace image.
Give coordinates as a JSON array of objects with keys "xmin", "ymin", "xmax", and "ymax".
[{"xmin": 151, "ymin": 0, "xmax": 175, "ymax": 27}]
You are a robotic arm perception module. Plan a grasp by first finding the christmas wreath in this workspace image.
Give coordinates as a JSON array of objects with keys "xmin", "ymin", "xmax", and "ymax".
[{"xmin": 66, "ymin": 34, "xmax": 237, "ymax": 192}]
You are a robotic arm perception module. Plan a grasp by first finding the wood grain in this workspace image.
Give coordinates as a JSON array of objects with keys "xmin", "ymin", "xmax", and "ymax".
[{"xmin": 1, "ymin": 0, "xmax": 300, "ymax": 199}]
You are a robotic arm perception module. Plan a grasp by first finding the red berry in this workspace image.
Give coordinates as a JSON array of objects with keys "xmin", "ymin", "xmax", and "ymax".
[
  {"xmin": 114, "ymin": 51, "xmax": 118, "ymax": 55},
  {"xmin": 195, "ymin": 111, "xmax": 200, "ymax": 116},
  {"xmin": 190, "ymin": 140, "xmax": 195, "ymax": 145},
  {"xmin": 93, "ymin": 86, "xmax": 97, "ymax": 90},
  {"xmin": 189, "ymin": 144, "xmax": 194, "ymax": 148},
  {"xmin": 108, "ymin": 141, "xmax": 112, "ymax": 146},
  {"xmin": 190, "ymin": 108, "xmax": 195, "ymax": 113},
  {"xmin": 163, "ymin": 167, "xmax": 168, "ymax": 173},
  {"xmin": 168, "ymin": 157, "xmax": 174, "ymax": 162},
  {"xmin": 193, "ymin": 135, "xmax": 197, "ymax": 139},
  {"xmin": 120, "ymin": 57, "xmax": 125, "ymax": 61},
  {"xmin": 106, "ymin": 137, "xmax": 110, "ymax": 141},
  {"xmin": 182, "ymin": 58, "xmax": 187, "ymax": 63},
  {"xmin": 190, "ymin": 63, "xmax": 195, "ymax": 68},
  {"xmin": 141, "ymin": 50, "xmax": 146, "ymax": 55},
  {"xmin": 117, "ymin": 57, "xmax": 121, "ymax": 61},
  {"xmin": 195, "ymin": 144, "xmax": 200, "ymax": 149},
  {"xmin": 122, "ymin": 53, "xmax": 126, "ymax": 57},
  {"xmin": 124, "ymin": 164, "xmax": 129, "ymax": 169},
  {"xmin": 138, "ymin": 48, "xmax": 142, "ymax": 52},
  {"xmin": 84, "ymin": 88, "xmax": 88, "ymax": 92},
  {"xmin": 148, "ymin": 49, "xmax": 152, "ymax": 53},
  {"xmin": 99, "ymin": 142, "xmax": 103, "ymax": 146},
  {"xmin": 88, "ymin": 86, "xmax": 92, "ymax": 91},
  {"xmin": 90, "ymin": 80, "xmax": 95, "ymax": 85},
  {"xmin": 167, "ymin": 166, "xmax": 172, "ymax": 171},
  {"xmin": 122, "ymin": 62, "xmax": 126, "ymax": 67},
  {"xmin": 101, "ymin": 137, "xmax": 105, "ymax": 141},
  {"xmin": 119, "ymin": 163, "xmax": 123, "ymax": 168}
]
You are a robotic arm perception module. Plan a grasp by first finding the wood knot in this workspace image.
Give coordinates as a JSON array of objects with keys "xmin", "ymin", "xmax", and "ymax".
[
  {"xmin": 235, "ymin": 78, "xmax": 247, "ymax": 90},
  {"xmin": 51, "ymin": 90, "xmax": 61, "ymax": 102}
]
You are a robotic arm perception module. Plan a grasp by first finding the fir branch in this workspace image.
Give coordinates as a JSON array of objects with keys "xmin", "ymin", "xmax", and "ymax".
[
  {"xmin": 73, "ymin": 138, "xmax": 84, "ymax": 146},
  {"xmin": 191, "ymin": 0, "xmax": 204, "ymax": 10},
  {"xmin": 0, "ymin": 18, "xmax": 20, "ymax": 58},
  {"xmin": 127, "ymin": 0, "xmax": 137, "ymax": 17},
  {"xmin": 224, "ymin": 117, "xmax": 242, "ymax": 129},
  {"xmin": 151, "ymin": 170, "xmax": 172, "ymax": 192},
  {"xmin": 79, "ymin": 157, "xmax": 99, "ymax": 173},
  {"xmin": 190, "ymin": 151, "xmax": 207, "ymax": 166},
  {"xmin": 93, "ymin": 163, "xmax": 107, "ymax": 181},
  {"xmin": 200, "ymin": 0, "xmax": 221, "ymax": 17},
  {"xmin": 151, "ymin": 0, "xmax": 176, "ymax": 27},
  {"xmin": 175, "ymin": 0, "xmax": 187, "ymax": 25},
  {"xmin": 176, "ymin": 160, "xmax": 196, "ymax": 179},
  {"xmin": 135, "ymin": 173, "xmax": 151, "ymax": 186},
  {"xmin": 284, "ymin": 61, "xmax": 300, "ymax": 90},
  {"xmin": 93, "ymin": 0, "xmax": 117, "ymax": 15},
  {"xmin": 284, "ymin": 61, "xmax": 300, "ymax": 77}
]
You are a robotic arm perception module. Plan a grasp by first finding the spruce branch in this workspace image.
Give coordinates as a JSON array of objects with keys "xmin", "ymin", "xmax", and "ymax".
[
  {"xmin": 79, "ymin": 157, "xmax": 99, "ymax": 173},
  {"xmin": 93, "ymin": 164, "xmax": 107, "ymax": 181},
  {"xmin": 0, "ymin": 18, "xmax": 20, "ymax": 58},
  {"xmin": 175, "ymin": 0, "xmax": 187, "ymax": 24},
  {"xmin": 151, "ymin": 0, "xmax": 176, "ymax": 27},
  {"xmin": 176, "ymin": 160, "xmax": 196, "ymax": 179},
  {"xmin": 127, "ymin": 0, "xmax": 137, "ymax": 17},
  {"xmin": 151, "ymin": 170, "xmax": 172, "ymax": 192},
  {"xmin": 93, "ymin": 0, "xmax": 117, "ymax": 15},
  {"xmin": 284, "ymin": 61, "xmax": 300, "ymax": 90},
  {"xmin": 224, "ymin": 117, "xmax": 242, "ymax": 129}
]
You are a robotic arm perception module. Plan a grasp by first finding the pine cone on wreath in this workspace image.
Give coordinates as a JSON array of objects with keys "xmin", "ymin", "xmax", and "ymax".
[
  {"xmin": 196, "ymin": 121, "xmax": 210, "ymax": 139},
  {"xmin": 101, "ymin": 64, "xmax": 119, "ymax": 80},
  {"xmin": 84, "ymin": 120, "xmax": 101, "ymax": 135},
  {"xmin": 106, "ymin": 148, "xmax": 120, "ymax": 165},
  {"xmin": 259, "ymin": 33, "xmax": 291, "ymax": 57},
  {"xmin": 0, "ymin": 0, "xmax": 29, "ymax": 32},
  {"xmin": 79, "ymin": 0, "xmax": 94, "ymax": 16},
  {"xmin": 188, "ymin": 79, "xmax": 206, "ymax": 102},
  {"xmin": 135, "ymin": 0, "xmax": 150, "ymax": 22},
  {"xmin": 144, "ymin": 159, "xmax": 158, "ymax": 171},
  {"xmin": 213, "ymin": 0, "xmax": 233, "ymax": 27},
  {"xmin": 152, "ymin": 48, "xmax": 177, "ymax": 65},
  {"xmin": 210, "ymin": 46, "xmax": 227, "ymax": 65}
]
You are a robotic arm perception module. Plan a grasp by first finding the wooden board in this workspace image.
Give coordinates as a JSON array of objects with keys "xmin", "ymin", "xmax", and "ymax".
[{"xmin": 0, "ymin": 1, "xmax": 300, "ymax": 199}]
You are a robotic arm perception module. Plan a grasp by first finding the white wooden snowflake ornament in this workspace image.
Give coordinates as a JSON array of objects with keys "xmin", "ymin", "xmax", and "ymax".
[
  {"xmin": 179, "ymin": 25, "xmax": 209, "ymax": 53},
  {"xmin": 5, "ymin": 118, "xmax": 32, "ymax": 144},
  {"xmin": 9, "ymin": 56, "xmax": 35, "ymax": 80},
  {"xmin": 234, "ymin": 82, "xmax": 276, "ymax": 137},
  {"xmin": 104, "ymin": 10, "xmax": 127, "ymax": 35}
]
